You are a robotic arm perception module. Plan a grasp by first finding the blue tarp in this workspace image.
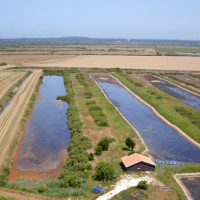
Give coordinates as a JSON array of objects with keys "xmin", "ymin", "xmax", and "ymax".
[{"xmin": 93, "ymin": 186, "xmax": 104, "ymax": 193}]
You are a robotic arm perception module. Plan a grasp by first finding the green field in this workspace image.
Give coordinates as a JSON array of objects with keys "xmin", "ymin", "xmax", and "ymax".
[{"xmin": 159, "ymin": 48, "xmax": 200, "ymax": 53}]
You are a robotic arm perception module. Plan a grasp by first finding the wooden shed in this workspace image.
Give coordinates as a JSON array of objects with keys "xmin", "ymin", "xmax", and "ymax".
[{"xmin": 121, "ymin": 153, "xmax": 156, "ymax": 172}]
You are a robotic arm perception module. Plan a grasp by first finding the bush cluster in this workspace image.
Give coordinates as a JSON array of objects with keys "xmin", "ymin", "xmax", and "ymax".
[
  {"xmin": 137, "ymin": 180, "xmax": 149, "ymax": 190},
  {"xmin": 58, "ymin": 71, "xmax": 92, "ymax": 188},
  {"xmin": 43, "ymin": 69, "xmax": 64, "ymax": 75},
  {"xmin": 95, "ymin": 137, "xmax": 115, "ymax": 155},
  {"xmin": 86, "ymin": 101, "xmax": 109, "ymax": 127},
  {"xmin": 76, "ymin": 73, "xmax": 93, "ymax": 99},
  {"xmin": 94, "ymin": 161, "xmax": 115, "ymax": 181},
  {"xmin": 0, "ymin": 167, "xmax": 10, "ymax": 186},
  {"xmin": 0, "ymin": 62, "xmax": 7, "ymax": 66}
]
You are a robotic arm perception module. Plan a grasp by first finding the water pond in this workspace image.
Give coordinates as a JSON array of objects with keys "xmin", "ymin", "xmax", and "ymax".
[
  {"xmin": 96, "ymin": 79, "xmax": 200, "ymax": 163},
  {"xmin": 15, "ymin": 76, "xmax": 70, "ymax": 171},
  {"xmin": 181, "ymin": 177, "xmax": 200, "ymax": 200},
  {"xmin": 155, "ymin": 80, "xmax": 200, "ymax": 111}
]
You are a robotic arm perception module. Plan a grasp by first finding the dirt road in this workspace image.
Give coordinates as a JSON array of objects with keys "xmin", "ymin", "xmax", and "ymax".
[
  {"xmin": 22, "ymin": 55, "xmax": 200, "ymax": 71},
  {"xmin": 0, "ymin": 70, "xmax": 42, "ymax": 170}
]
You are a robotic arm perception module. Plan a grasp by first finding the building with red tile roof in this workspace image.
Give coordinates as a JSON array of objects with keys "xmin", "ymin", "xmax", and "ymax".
[{"xmin": 121, "ymin": 153, "xmax": 156, "ymax": 172}]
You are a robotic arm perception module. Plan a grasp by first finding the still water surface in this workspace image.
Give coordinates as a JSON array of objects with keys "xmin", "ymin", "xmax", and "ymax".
[
  {"xmin": 15, "ymin": 76, "xmax": 70, "ymax": 171},
  {"xmin": 155, "ymin": 80, "xmax": 200, "ymax": 111},
  {"xmin": 97, "ymin": 80, "xmax": 200, "ymax": 163}
]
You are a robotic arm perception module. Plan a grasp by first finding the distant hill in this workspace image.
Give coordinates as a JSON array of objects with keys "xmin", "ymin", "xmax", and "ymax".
[{"xmin": 0, "ymin": 37, "xmax": 200, "ymax": 46}]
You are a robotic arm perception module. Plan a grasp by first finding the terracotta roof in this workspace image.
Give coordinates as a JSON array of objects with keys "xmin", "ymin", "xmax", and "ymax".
[{"xmin": 121, "ymin": 153, "xmax": 156, "ymax": 168}]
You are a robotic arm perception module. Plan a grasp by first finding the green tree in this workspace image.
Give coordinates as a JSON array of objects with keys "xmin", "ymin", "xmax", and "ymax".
[
  {"xmin": 98, "ymin": 137, "xmax": 110, "ymax": 151},
  {"xmin": 95, "ymin": 146, "xmax": 102, "ymax": 156},
  {"xmin": 94, "ymin": 161, "xmax": 115, "ymax": 181},
  {"xmin": 125, "ymin": 137, "xmax": 136, "ymax": 151}
]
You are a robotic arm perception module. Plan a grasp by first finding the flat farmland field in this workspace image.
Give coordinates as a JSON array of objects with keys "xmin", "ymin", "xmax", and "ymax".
[
  {"xmin": 22, "ymin": 55, "xmax": 200, "ymax": 71},
  {"xmin": 0, "ymin": 71, "xmax": 27, "ymax": 100}
]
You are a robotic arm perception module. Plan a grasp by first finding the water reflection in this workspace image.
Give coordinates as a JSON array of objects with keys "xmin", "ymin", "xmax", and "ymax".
[{"xmin": 15, "ymin": 76, "xmax": 70, "ymax": 171}]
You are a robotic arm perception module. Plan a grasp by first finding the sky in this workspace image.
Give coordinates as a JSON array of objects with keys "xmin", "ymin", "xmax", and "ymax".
[{"xmin": 0, "ymin": 0, "xmax": 200, "ymax": 40}]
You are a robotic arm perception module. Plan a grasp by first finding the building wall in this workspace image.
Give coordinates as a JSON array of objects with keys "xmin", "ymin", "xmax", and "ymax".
[{"xmin": 126, "ymin": 161, "xmax": 155, "ymax": 172}]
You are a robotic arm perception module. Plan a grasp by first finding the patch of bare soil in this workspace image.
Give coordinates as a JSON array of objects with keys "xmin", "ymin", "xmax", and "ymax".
[
  {"xmin": 131, "ymin": 74, "xmax": 161, "ymax": 87},
  {"xmin": 91, "ymin": 73, "xmax": 119, "ymax": 84}
]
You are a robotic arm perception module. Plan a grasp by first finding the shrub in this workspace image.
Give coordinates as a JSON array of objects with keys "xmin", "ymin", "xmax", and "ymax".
[
  {"xmin": 89, "ymin": 153, "xmax": 94, "ymax": 161},
  {"xmin": 125, "ymin": 137, "xmax": 136, "ymax": 151},
  {"xmin": 3, "ymin": 167, "xmax": 10, "ymax": 176},
  {"xmin": 96, "ymin": 120, "xmax": 109, "ymax": 127},
  {"xmin": 38, "ymin": 185, "xmax": 48, "ymax": 193},
  {"xmin": 0, "ymin": 62, "xmax": 7, "ymax": 66},
  {"xmin": 94, "ymin": 161, "xmax": 115, "ymax": 181},
  {"xmin": 157, "ymin": 95, "xmax": 163, "ymax": 99},
  {"xmin": 0, "ymin": 174, "xmax": 7, "ymax": 186},
  {"xmin": 95, "ymin": 146, "xmax": 102, "ymax": 156},
  {"xmin": 137, "ymin": 180, "xmax": 149, "ymax": 190},
  {"xmin": 86, "ymin": 101, "xmax": 109, "ymax": 127},
  {"xmin": 135, "ymin": 83, "xmax": 143, "ymax": 87},
  {"xmin": 60, "ymin": 174, "xmax": 82, "ymax": 188},
  {"xmin": 98, "ymin": 137, "xmax": 110, "ymax": 151}
]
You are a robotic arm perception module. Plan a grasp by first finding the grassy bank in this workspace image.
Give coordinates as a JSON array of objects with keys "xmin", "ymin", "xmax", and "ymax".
[
  {"xmin": 113, "ymin": 72, "xmax": 200, "ymax": 144},
  {"xmin": 70, "ymin": 72, "xmax": 148, "ymax": 199}
]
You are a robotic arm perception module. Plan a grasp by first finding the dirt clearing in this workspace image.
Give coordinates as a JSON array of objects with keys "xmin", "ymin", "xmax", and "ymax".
[{"xmin": 96, "ymin": 174, "xmax": 163, "ymax": 200}]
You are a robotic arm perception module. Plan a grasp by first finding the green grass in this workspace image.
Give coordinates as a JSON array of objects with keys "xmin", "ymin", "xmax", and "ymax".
[
  {"xmin": 190, "ymin": 74, "xmax": 200, "ymax": 79},
  {"xmin": 7, "ymin": 179, "xmax": 88, "ymax": 198},
  {"xmin": 159, "ymin": 48, "xmax": 200, "ymax": 53},
  {"xmin": 0, "ymin": 197, "xmax": 16, "ymax": 200},
  {"xmin": 114, "ymin": 73, "xmax": 200, "ymax": 144}
]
